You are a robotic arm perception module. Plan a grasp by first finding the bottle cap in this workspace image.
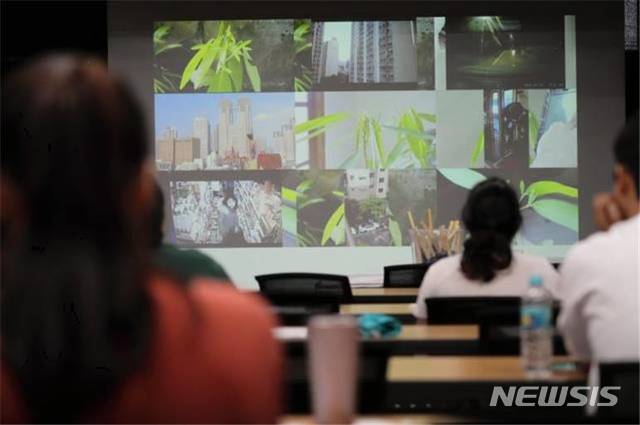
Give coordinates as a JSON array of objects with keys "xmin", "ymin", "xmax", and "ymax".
[{"xmin": 529, "ymin": 275, "xmax": 543, "ymax": 287}]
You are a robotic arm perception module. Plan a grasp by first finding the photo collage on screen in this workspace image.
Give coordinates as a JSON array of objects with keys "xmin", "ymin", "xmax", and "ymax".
[{"xmin": 153, "ymin": 16, "xmax": 578, "ymax": 250}]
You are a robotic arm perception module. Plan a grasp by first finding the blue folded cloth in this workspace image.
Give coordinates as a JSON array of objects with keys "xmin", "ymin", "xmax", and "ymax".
[{"xmin": 358, "ymin": 313, "xmax": 402, "ymax": 339}]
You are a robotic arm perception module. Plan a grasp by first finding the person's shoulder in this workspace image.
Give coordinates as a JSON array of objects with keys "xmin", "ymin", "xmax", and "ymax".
[
  {"xmin": 564, "ymin": 217, "xmax": 639, "ymax": 276},
  {"xmin": 189, "ymin": 281, "xmax": 274, "ymax": 324},
  {"xmin": 564, "ymin": 219, "xmax": 635, "ymax": 268},
  {"xmin": 424, "ymin": 255, "xmax": 462, "ymax": 285},
  {"xmin": 148, "ymin": 276, "xmax": 272, "ymax": 325},
  {"xmin": 512, "ymin": 252, "xmax": 555, "ymax": 270},
  {"xmin": 155, "ymin": 244, "xmax": 229, "ymax": 281},
  {"xmin": 429, "ymin": 255, "xmax": 461, "ymax": 273}
]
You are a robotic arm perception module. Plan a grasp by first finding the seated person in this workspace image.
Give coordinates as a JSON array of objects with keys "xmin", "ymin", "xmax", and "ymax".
[
  {"xmin": 558, "ymin": 114, "xmax": 639, "ymax": 362},
  {"xmin": 1, "ymin": 55, "xmax": 282, "ymax": 423},
  {"xmin": 150, "ymin": 181, "xmax": 231, "ymax": 283},
  {"xmin": 412, "ymin": 177, "xmax": 558, "ymax": 319}
]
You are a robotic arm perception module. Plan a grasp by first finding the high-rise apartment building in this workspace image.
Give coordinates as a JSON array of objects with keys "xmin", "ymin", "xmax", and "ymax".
[
  {"xmin": 320, "ymin": 37, "xmax": 340, "ymax": 78},
  {"xmin": 193, "ymin": 116, "xmax": 210, "ymax": 160},
  {"xmin": 346, "ymin": 169, "xmax": 389, "ymax": 200},
  {"xmin": 217, "ymin": 98, "xmax": 253, "ymax": 158},
  {"xmin": 349, "ymin": 21, "xmax": 417, "ymax": 83},
  {"xmin": 174, "ymin": 137, "xmax": 200, "ymax": 168},
  {"xmin": 311, "ymin": 22, "xmax": 325, "ymax": 83}
]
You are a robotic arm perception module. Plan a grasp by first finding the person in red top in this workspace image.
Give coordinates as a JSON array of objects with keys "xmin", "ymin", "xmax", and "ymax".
[{"xmin": 1, "ymin": 55, "xmax": 282, "ymax": 423}]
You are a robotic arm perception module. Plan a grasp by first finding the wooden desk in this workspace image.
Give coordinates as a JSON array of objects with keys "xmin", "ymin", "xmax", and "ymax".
[
  {"xmin": 384, "ymin": 356, "xmax": 587, "ymax": 420},
  {"xmin": 388, "ymin": 356, "xmax": 584, "ymax": 382},
  {"xmin": 340, "ymin": 303, "xmax": 413, "ymax": 315},
  {"xmin": 276, "ymin": 324, "xmax": 479, "ymax": 342},
  {"xmin": 277, "ymin": 324, "xmax": 480, "ymax": 356},
  {"xmin": 352, "ymin": 287, "xmax": 419, "ymax": 303},
  {"xmin": 280, "ymin": 413, "xmax": 473, "ymax": 424}
]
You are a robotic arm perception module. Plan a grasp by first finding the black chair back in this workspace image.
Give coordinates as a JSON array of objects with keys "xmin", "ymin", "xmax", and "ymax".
[
  {"xmin": 256, "ymin": 273, "xmax": 352, "ymax": 309},
  {"xmin": 598, "ymin": 362, "xmax": 639, "ymax": 423},
  {"xmin": 383, "ymin": 263, "xmax": 430, "ymax": 288},
  {"xmin": 425, "ymin": 296, "xmax": 522, "ymax": 324}
]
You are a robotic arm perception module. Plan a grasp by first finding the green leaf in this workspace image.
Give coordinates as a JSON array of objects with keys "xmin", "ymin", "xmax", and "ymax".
[
  {"xmin": 386, "ymin": 138, "xmax": 406, "ymax": 168},
  {"xmin": 194, "ymin": 42, "xmax": 219, "ymax": 88},
  {"xmin": 296, "ymin": 179, "xmax": 313, "ymax": 194},
  {"xmin": 523, "ymin": 180, "xmax": 578, "ymax": 200},
  {"xmin": 410, "ymin": 109, "xmax": 426, "ymax": 132},
  {"xmin": 470, "ymin": 131, "xmax": 484, "ymax": 167},
  {"xmin": 156, "ymin": 43, "xmax": 182, "ymax": 55},
  {"xmin": 322, "ymin": 203, "xmax": 345, "ymax": 246},
  {"xmin": 372, "ymin": 119, "xmax": 386, "ymax": 168},
  {"xmin": 243, "ymin": 53, "xmax": 261, "ymax": 92},
  {"xmin": 389, "ymin": 219, "xmax": 403, "ymax": 247},
  {"xmin": 294, "ymin": 22, "xmax": 310, "ymax": 41},
  {"xmin": 180, "ymin": 46, "xmax": 207, "ymax": 90},
  {"xmin": 207, "ymin": 71, "xmax": 233, "ymax": 92},
  {"xmin": 281, "ymin": 187, "xmax": 298, "ymax": 204},
  {"xmin": 383, "ymin": 125, "xmax": 436, "ymax": 140},
  {"xmin": 531, "ymin": 199, "xmax": 579, "ymax": 232},
  {"xmin": 153, "ymin": 24, "xmax": 170, "ymax": 44},
  {"xmin": 282, "ymin": 205, "xmax": 297, "ymax": 236},
  {"xmin": 294, "ymin": 112, "xmax": 349, "ymax": 134},
  {"xmin": 294, "ymin": 127, "xmax": 329, "ymax": 144},
  {"xmin": 299, "ymin": 197, "xmax": 325, "ymax": 209},
  {"xmin": 228, "ymin": 57, "xmax": 244, "ymax": 91},
  {"xmin": 417, "ymin": 112, "xmax": 437, "ymax": 123},
  {"xmin": 330, "ymin": 216, "xmax": 346, "ymax": 246},
  {"xmin": 332, "ymin": 190, "xmax": 345, "ymax": 198},
  {"xmin": 295, "ymin": 42, "xmax": 312, "ymax": 54},
  {"xmin": 338, "ymin": 150, "xmax": 360, "ymax": 169},
  {"xmin": 439, "ymin": 168, "xmax": 487, "ymax": 190}
]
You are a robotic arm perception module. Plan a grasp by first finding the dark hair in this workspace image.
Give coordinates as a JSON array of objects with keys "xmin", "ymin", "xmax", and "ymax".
[
  {"xmin": 1, "ymin": 55, "xmax": 152, "ymax": 422},
  {"xmin": 613, "ymin": 112, "xmax": 639, "ymax": 196},
  {"xmin": 150, "ymin": 180, "xmax": 165, "ymax": 249},
  {"xmin": 460, "ymin": 177, "xmax": 522, "ymax": 283}
]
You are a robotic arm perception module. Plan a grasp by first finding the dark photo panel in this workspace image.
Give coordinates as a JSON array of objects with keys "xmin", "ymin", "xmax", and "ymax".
[
  {"xmin": 483, "ymin": 88, "xmax": 530, "ymax": 170},
  {"xmin": 309, "ymin": 21, "xmax": 419, "ymax": 91},
  {"xmin": 446, "ymin": 16, "xmax": 565, "ymax": 90},
  {"xmin": 153, "ymin": 20, "xmax": 294, "ymax": 93},
  {"xmin": 437, "ymin": 168, "xmax": 578, "ymax": 247},
  {"xmin": 169, "ymin": 172, "xmax": 282, "ymax": 248},
  {"xmin": 281, "ymin": 170, "xmax": 346, "ymax": 247}
]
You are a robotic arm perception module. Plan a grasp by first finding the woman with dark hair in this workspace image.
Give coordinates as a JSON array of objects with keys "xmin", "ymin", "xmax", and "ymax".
[
  {"xmin": 412, "ymin": 177, "xmax": 558, "ymax": 319},
  {"xmin": 1, "ymin": 55, "xmax": 281, "ymax": 423}
]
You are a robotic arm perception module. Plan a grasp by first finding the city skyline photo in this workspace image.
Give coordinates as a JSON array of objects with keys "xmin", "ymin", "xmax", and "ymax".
[{"xmin": 155, "ymin": 93, "xmax": 295, "ymax": 170}]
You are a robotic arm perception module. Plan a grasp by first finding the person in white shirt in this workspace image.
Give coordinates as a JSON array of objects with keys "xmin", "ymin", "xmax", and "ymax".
[
  {"xmin": 412, "ymin": 177, "xmax": 558, "ymax": 319},
  {"xmin": 558, "ymin": 114, "xmax": 639, "ymax": 362}
]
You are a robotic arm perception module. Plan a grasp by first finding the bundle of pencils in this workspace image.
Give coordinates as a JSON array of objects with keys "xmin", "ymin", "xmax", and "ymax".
[{"xmin": 408, "ymin": 209, "xmax": 464, "ymax": 262}]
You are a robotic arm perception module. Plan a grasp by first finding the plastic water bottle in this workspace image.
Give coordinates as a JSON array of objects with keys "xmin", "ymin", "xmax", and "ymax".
[{"xmin": 521, "ymin": 275, "xmax": 553, "ymax": 378}]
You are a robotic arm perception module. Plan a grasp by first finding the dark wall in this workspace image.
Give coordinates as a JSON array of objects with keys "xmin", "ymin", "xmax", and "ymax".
[
  {"xmin": 2, "ymin": 0, "xmax": 636, "ymax": 113},
  {"xmin": 1, "ymin": 1, "xmax": 107, "ymax": 76}
]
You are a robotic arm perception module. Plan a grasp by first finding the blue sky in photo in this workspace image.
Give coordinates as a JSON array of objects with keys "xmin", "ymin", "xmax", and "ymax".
[
  {"xmin": 154, "ymin": 93, "xmax": 294, "ymax": 144},
  {"xmin": 322, "ymin": 22, "xmax": 352, "ymax": 62}
]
